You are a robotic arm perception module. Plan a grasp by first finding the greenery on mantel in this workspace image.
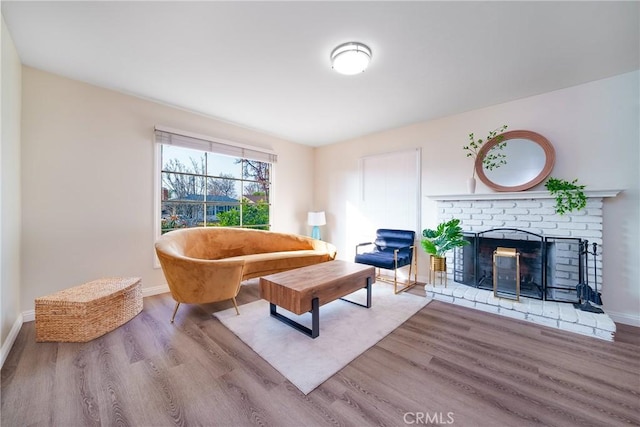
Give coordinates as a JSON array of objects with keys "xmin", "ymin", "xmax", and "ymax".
[
  {"xmin": 545, "ymin": 177, "xmax": 587, "ymax": 215},
  {"xmin": 462, "ymin": 124, "xmax": 508, "ymax": 178}
]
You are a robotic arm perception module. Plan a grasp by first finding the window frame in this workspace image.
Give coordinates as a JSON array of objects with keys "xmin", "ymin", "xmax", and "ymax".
[{"xmin": 153, "ymin": 126, "xmax": 276, "ymax": 267}]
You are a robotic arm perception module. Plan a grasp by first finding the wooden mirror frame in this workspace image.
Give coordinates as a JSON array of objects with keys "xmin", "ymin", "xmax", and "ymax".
[{"xmin": 475, "ymin": 130, "xmax": 555, "ymax": 192}]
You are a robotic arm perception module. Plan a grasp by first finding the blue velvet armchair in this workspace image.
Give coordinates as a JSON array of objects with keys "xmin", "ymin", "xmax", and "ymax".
[{"xmin": 354, "ymin": 229, "xmax": 418, "ymax": 294}]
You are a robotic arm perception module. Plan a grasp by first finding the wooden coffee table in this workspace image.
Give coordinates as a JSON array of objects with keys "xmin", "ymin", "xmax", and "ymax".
[{"xmin": 259, "ymin": 260, "xmax": 375, "ymax": 338}]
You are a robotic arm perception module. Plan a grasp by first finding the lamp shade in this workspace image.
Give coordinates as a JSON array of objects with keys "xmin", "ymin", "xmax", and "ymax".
[
  {"xmin": 307, "ymin": 211, "xmax": 326, "ymax": 226},
  {"xmin": 330, "ymin": 42, "xmax": 371, "ymax": 75}
]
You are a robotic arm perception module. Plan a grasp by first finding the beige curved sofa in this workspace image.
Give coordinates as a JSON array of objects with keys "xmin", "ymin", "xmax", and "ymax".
[{"xmin": 155, "ymin": 227, "xmax": 337, "ymax": 322}]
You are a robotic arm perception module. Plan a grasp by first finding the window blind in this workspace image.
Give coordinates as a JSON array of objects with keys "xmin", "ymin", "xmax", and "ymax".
[{"xmin": 154, "ymin": 126, "xmax": 277, "ymax": 163}]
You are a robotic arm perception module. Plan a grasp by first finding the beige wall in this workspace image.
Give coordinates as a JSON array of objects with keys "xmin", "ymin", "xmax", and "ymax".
[
  {"xmin": 1, "ymin": 17, "xmax": 23, "ymax": 355},
  {"xmin": 316, "ymin": 71, "xmax": 640, "ymax": 326},
  {"xmin": 20, "ymin": 67, "xmax": 315, "ymax": 312}
]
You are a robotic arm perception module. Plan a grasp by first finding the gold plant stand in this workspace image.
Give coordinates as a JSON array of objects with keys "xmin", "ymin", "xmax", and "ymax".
[{"xmin": 429, "ymin": 255, "xmax": 447, "ymax": 286}]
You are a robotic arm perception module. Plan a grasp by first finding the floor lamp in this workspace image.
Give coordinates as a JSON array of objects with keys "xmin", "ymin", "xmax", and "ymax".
[{"xmin": 307, "ymin": 211, "xmax": 326, "ymax": 240}]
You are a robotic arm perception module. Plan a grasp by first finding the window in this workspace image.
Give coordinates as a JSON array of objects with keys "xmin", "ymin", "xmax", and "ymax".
[{"xmin": 155, "ymin": 127, "xmax": 276, "ymax": 235}]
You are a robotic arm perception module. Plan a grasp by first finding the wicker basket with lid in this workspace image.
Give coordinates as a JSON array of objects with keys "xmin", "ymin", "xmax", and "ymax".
[{"xmin": 35, "ymin": 277, "xmax": 143, "ymax": 342}]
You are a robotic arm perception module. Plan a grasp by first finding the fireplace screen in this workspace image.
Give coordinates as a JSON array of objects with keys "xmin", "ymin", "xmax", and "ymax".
[
  {"xmin": 453, "ymin": 228, "xmax": 584, "ymax": 302},
  {"xmin": 493, "ymin": 247, "xmax": 520, "ymax": 301}
]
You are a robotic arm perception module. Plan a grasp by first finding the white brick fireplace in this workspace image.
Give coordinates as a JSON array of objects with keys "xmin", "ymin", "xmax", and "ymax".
[{"xmin": 426, "ymin": 190, "xmax": 621, "ymax": 340}]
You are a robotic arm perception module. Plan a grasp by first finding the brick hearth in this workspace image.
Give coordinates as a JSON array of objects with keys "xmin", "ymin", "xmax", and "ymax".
[{"xmin": 424, "ymin": 282, "xmax": 616, "ymax": 341}]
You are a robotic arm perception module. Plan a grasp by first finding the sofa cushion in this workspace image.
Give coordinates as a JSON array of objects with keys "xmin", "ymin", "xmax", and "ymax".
[
  {"xmin": 227, "ymin": 250, "xmax": 333, "ymax": 280},
  {"xmin": 355, "ymin": 250, "xmax": 412, "ymax": 270}
]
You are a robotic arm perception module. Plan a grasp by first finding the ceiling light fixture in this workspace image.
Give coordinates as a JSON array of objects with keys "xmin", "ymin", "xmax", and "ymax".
[{"xmin": 330, "ymin": 42, "xmax": 372, "ymax": 75}]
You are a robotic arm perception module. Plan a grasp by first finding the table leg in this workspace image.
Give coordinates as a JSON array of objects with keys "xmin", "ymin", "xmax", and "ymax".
[
  {"xmin": 340, "ymin": 276, "xmax": 373, "ymax": 308},
  {"xmin": 310, "ymin": 297, "xmax": 319, "ymax": 338},
  {"xmin": 269, "ymin": 297, "xmax": 320, "ymax": 339}
]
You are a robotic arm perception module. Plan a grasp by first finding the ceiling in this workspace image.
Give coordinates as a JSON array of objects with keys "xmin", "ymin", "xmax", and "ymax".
[{"xmin": 2, "ymin": 1, "xmax": 639, "ymax": 146}]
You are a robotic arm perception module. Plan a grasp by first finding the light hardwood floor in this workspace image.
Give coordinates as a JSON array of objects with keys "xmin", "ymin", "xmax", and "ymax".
[{"xmin": 2, "ymin": 280, "xmax": 639, "ymax": 426}]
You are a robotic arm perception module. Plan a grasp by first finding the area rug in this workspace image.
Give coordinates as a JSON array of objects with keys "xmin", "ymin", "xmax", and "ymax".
[{"xmin": 213, "ymin": 283, "xmax": 431, "ymax": 394}]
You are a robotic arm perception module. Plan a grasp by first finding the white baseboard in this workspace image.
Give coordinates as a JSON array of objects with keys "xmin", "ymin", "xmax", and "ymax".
[
  {"xmin": 143, "ymin": 284, "xmax": 170, "ymax": 297},
  {"xmin": 607, "ymin": 310, "xmax": 640, "ymax": 327},
  {"xmin": 1, "ymin": 313, "xmax": 24, "ymax": 369},
  {"xmin": 22, "ymin": 309, "xmax": 35, "ymax": 322}
]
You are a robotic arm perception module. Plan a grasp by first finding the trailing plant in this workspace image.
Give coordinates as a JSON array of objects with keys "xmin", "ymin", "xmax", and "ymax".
[
  {"xmin": 463, "ymin": 124, "xmax": 508, "ymax": 178},
  {"xmin": 421, "ymin": 218, "xmax": 470, "ymax": 257},
  {"xmin": 545, "ymin": 177, "xmax": 587, "ymax": 215}
]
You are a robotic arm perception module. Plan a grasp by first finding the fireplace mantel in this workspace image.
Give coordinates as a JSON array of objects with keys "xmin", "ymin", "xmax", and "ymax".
[{"xmin": 427, "ymin": 189, "xmax": 621, "ymax": 202}]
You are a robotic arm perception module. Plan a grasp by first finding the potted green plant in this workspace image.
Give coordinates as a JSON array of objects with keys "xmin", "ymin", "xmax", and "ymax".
[
  {"xmin": 421, "ymin": 219, "xmax": 470, "ymax": 283},
  {"xmin": 545, "ymin": 177, "xmax": 587, "ymax": 215}
]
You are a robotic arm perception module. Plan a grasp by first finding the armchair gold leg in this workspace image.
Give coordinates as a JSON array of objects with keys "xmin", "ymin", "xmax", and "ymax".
[
  {"xmin": 231, "ymin": 297, "xmax": 240, "ymax": 315},
  {"xmin": 170, "ymin": 302, "xmax": 180, "ymax": 323},
  {"xmin": 394, "ymin": 268, "xmax": 398, "ymax": 294},
  {"xmin": 392, "ymin": 245, "xmax": 418, "ymax": 294},
  {"xmin": 392, "ymin": 278, "xmax": 418, "ymax": 294},
  {"xmin": 379, "ymin": 270, "xmax": 418, "ymax": 294}
]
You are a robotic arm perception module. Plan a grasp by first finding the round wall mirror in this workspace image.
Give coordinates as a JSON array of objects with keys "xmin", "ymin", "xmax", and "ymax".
[{"xmin": 475, "ymin": 130, "xmax": 555, "ymax": 192}]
